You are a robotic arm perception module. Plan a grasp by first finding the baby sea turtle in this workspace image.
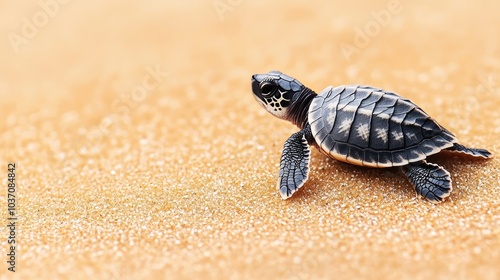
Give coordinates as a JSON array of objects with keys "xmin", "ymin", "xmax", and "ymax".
[{"xmin": 251, "ymin": 71, "xmax": 492, "ymax": 203}]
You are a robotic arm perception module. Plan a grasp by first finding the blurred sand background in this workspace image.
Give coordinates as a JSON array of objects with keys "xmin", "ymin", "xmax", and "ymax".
[{"xmin": 1, "ymin": 0, "xmax": 500, "ymax": 279}]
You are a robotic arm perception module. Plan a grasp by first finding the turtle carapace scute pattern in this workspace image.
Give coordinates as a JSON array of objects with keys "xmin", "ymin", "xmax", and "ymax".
[{"xmin": 251, "ymin": 71, "xmax": 492, "ymax": 203}]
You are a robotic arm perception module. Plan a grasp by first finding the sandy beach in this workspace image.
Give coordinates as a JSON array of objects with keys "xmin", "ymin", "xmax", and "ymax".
[{"xmin": 1, "ymin": 1, "xmax": 499, "ymax": 279}]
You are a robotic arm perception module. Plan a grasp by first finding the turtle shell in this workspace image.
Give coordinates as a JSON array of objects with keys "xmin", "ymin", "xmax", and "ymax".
[{"xmin": 308, "ymin": 85, "xmax": 458, "ymax": 167}]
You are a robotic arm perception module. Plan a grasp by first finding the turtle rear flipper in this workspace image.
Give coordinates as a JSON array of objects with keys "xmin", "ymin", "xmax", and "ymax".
[
  {"xmin": 278, "ymin": 126, "xmax": 312, "ymax": 199},
  {"xmin": 448, "ymin": 143, "xmax": 492, "ymax": 158},
  {"xmin": 401, "ymin": 161, "xmax": 452, "ymax": 203}
]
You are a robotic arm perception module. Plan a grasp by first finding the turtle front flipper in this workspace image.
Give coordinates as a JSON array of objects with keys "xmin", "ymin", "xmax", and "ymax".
[
  {"xmin": 278, "ymin": 126, "xmax": 313, "ymax": 199},
  {"xmin": 400, "ymin": 161, "xmax": 452, "ymax": 203}
]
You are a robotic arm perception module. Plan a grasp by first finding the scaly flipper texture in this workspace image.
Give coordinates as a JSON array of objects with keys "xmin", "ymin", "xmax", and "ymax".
[
  {"xmin": 447, "ymin": 143, "xmax": 493, "ymax": 158},
  {"xmin": 401, "ymin": 161, "xmax": 452, "ymax": 203},
  {"xmin": 278, "ymin": 127, "xmax": 311, "ymax": 199}
]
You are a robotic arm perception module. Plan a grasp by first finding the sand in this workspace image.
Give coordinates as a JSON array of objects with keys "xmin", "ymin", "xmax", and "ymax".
[{"xmin": 1, "ymin": 1, "xmax": 499, "ymax": 279}]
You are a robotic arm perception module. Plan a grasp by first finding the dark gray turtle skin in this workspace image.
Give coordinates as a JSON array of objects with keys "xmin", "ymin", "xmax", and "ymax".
[{"xmin": 251, "ymin": 71, "xmax": 492, "ymax": 203}]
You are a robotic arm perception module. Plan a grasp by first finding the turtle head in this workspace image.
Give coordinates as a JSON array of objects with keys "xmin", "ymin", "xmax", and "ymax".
[{"xmin": 251, "ymin": 71, "xmax": 306, "ymax": 121}]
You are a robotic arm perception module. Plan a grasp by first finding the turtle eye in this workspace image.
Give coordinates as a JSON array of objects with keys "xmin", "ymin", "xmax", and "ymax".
[{"xmin": 260, "ymin": 81, "xmax": 277, "ymax": 97}]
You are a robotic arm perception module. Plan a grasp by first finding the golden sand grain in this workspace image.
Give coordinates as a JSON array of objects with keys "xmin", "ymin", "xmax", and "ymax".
[{"xmin": 1, "ymin": 1, "xmax": 499, "ymax": 279}]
